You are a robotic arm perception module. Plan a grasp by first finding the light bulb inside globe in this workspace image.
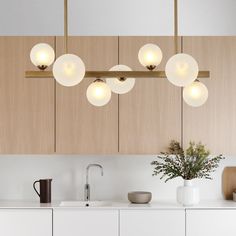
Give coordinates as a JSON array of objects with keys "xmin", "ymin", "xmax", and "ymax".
[
  {"xmin": 86, "ymin": 79, "xmax": 111, "ymax": 107},
  {"xmin": 165, "ymin": 53, "xmax": 199, "ymax": 87},
  {"xmin": 106, "ymin": 65, "xmax": 135, "ymax": 94},
  {"xmin": 138, "ymin": 43, "xmax": 163, "ymax": 70},
  {"xmin": 30, "ymin": 43, "xmax": 55, "ymax": 70},
  {"xmin": 53, "ymin": 54, "xmax": 85, "ymax": 87},
  {"xmin": 183, "ymin": 80, "xmax": 208, "ymax": 107}
]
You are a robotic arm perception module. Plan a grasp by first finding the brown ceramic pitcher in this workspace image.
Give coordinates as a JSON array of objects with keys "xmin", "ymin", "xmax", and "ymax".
[{"xmin": 33, "ymin": 179, "xmax": 52, "ymax": 203}]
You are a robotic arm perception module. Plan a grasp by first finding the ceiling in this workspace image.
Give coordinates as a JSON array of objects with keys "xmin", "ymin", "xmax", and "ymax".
[{"xmin": 0, "ymin": 0, "xmax": 235, "ymax": 36}]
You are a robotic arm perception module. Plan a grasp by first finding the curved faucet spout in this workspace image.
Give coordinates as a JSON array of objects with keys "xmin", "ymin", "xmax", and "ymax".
[{"xmin": 84, "ymin": 164, "xmax": 104, "ymax": 201}]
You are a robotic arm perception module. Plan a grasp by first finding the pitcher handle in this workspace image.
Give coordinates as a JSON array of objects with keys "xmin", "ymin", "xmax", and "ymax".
[{"xmin": 33, "ymin": 180, "xmax": 40, "ymax": 197}]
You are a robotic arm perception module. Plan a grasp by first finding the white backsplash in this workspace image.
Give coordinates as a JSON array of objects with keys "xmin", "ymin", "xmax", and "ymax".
[{"xmin": 0, "ymin": 155, "xmax": 234, "ymax": 201}]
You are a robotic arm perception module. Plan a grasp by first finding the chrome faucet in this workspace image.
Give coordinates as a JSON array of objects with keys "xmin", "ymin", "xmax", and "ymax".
[{"xmin": 84, "ymin": 164, "xmax": 104, "ymax": 201}]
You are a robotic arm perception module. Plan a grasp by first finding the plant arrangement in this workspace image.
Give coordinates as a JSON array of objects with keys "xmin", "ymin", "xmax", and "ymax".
[{"xmin": 151, "ymin": 140, "xmax": 224, "ymax": 182}]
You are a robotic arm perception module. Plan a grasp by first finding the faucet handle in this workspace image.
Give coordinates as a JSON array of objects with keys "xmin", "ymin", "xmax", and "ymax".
[{"xmin": 84, "ymin": 184, "xmax": 90, "ymax": 201}]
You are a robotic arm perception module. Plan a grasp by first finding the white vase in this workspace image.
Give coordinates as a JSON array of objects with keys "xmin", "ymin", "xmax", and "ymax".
[{"xmin": 176, "ymin": 179, "xmax": 199, "ymax": 206}]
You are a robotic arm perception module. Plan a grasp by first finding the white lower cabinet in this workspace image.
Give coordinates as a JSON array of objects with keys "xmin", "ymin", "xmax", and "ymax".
[
  {"xmin": 186, "ymin": 209, "xmax": 236, "ymax": 236},
  {"xmin": 120, "ymin": 210, "xmax": 185, "ymax": 236},
  {"xmin": 4, "ymin": 207, "xmax": 236, "ymax": 236},
  {"xmin": 0, "ymin": 209, "xmax": 52, "ymax": 236},
  {"xmin": 54, "ymin": 209, "xmax": 119, "ymax": 236}
]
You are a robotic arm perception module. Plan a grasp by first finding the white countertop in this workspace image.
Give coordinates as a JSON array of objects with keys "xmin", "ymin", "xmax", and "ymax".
[{"xmin": 0, "ymin": 200, "xmax": 236, "ymax": 210}]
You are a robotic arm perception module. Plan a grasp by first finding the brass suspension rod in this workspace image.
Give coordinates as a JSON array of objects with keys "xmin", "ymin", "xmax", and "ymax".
[
  {"xmin": 64, "ymin": 0, "xmax": 68, "ymax": 53},
  {"xmin": 174, "ymin": 0, "xmax": 178, "ymax": 54},
  {"xmin": 25, "ymin": 70, "xmax": 210, "ymax": 79}
]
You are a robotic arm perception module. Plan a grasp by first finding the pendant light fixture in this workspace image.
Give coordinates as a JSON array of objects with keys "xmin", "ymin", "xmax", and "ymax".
[
  {"xmin": 138, "ymin": 44, "xmax": 163, "ymax": 71},
  {"xmin": 53, "ymin": 54, "xmax": 85, "ymax": 87},
  {"xmin": 165, "ymin": 53, "xmax": 199, "ymax": 87},
  {"xmin": 30, "ymin": 43, "xmax": 55, "ymax": 70},
  {"xmin": 183, "ymin": 80, "xmax": 208, "ymax": 107},
  {"xmin": 26, "ymin": 0, "xmax": 210, "ymax": 108},
  {"xmin": 106, "ymin": 65, "xmax": 135, "ymax": 94},
  {"xmin": 86, "ymin": 79, "xmax": 111, "ymax": 106}
]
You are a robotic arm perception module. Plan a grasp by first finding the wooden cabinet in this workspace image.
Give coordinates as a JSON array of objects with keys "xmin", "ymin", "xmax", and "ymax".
[
  {"xmin": 183, "ymin": 37, "xmax": 236, "ymax": 154},
  {"xmin": 120, "ymin": 209, "xmax": 185, "ymax": 236},
  {"xmin": 54, "ymin": 209, "xmax": 119, "ymax": 236},
  {"xmin": 0, "ymin": 209, "xmax": 52, "ymax": 236},
  {"xmin": 56, "ymin": 36, "xmax": 181, "ymax": 154},
  {"xmin": 186, "ymin": 209, "xmax": 236, "ymax": 236},
  {"xmin": 0, "ymin": 37, "xmax": 55, "ymax": 154},
  {"xmin": 0, "ymin": 36, "xmax": 181, "ymax": 154},
  {"xmin": 119, "ymin": 37, "xmax": 181, "ymax": 154},
  {"xmin": 2, "ymin": 36, "xmax": 235, "ymax": 154},
  {"xmin": 55, "ymin": 37, "xmax": 119, "ymax": 154}
]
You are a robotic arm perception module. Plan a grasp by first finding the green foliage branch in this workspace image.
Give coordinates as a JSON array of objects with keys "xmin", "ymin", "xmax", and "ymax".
[{"xmin": 151, "ymin": 140, "xmax": 224, "ymax": 182}]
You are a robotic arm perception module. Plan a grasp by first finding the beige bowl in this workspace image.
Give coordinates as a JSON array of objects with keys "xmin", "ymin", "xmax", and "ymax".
[{"xmin": 128, "ymin": 191, "xmax": 152, "ymax": 204}]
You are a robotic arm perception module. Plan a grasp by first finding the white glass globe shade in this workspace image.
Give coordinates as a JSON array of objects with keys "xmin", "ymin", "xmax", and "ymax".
[
  {"xmin": 138, "ymin": 43, "xmax": 163, "ymax": 70},
  {"xmin": 183, "ymin": 81, "xmax": 208, "ymax": 107},
  {"xmin": 106, "ymin": 65, "xmax": 135, "ymax": 94},
  {"xmin": 165, "ymin": 53, "xmax": 199, "ymax": 87},
  {"xmin": 86, "ymin": 79, "xmax": 111, "ymax": 107},
  {"xmin": 53, "ymin": 54, "xmax": 85, "ymax": 87},
  {"xmin": 30, "ymin": 43, "xmax": 55, "ymax": 70}
]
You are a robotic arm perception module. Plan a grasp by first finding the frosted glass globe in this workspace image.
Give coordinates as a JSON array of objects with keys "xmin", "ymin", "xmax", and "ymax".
[
  {"xmin": 30, "ymin": 43, "xmax": 55, "ymax": 70},
  {"xmin": 106, "ymin": 65, "xmax": 135, "ymax": 94},
  {"xmin": 86, "ymin": 79, "xmax": 111, "ymax": 107},
  {"xmin": 138, "ymin": 43, "xmax": 163, "ymax": 70},
  {"xmin": 183, "ymin": 81, "xmax": 208, "ymax": 107},
  {"xmin": 53, "ymin": 54, "xmax": 85, "ymax": 87},
  {"xmin": 165, "ymin": 53, "xmax": 199, "ymax": 87}
]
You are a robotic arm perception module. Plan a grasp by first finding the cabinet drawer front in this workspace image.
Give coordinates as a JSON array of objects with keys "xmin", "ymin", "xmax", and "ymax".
[
  {"xmin": 120, "ymin": 210, "xmax": 185, "ymax": 236},
  {"xmin": 0, "ymin": 209, "xmax": 52, "ymax": 236},
  {"xmin": 54, "ymin": 209, "xmax": 119, "ymax": 236},
  {"xmin": 186, "ymin": 209, "xmax": 236, "ymax": 236}
]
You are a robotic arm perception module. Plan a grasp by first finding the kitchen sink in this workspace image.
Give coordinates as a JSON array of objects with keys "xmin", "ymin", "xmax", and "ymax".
[{"xmin": 59, "ymin": 201, "xmax": 112, "ymax": 207}]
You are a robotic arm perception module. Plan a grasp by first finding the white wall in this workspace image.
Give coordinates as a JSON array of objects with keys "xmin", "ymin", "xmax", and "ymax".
[
  {"xmin": 0, "ymin": 0, "xmax": 236, "ymax": 35},
  {"xmin": 179, "ymin": 0, "xmax": 236, "ymax": 35},
  {"xmin": 0, "ymin": 155, "xmax": 233, "ymax": 202}
]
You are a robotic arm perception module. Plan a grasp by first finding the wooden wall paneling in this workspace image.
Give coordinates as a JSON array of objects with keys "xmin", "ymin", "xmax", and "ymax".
[
  {"xmin": 183, "ymin": 37, "xmax": 236, "ymax": 155},
  {"xmin": 119, "ymin": 37, "xmax": 182, "ymax": 154},
  {"xmin": 0, "ymin": 37, "xmax": 55, "ymax": 153},
  {"xmin": 56, "ymin": 37, "xmax": 119, "ymax": 154}
]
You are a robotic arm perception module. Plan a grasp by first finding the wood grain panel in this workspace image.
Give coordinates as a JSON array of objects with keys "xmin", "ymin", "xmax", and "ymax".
[
  {"xmin": 119, "ymin": 37, "xmax": 181, "ymax": 154},
  {"xmin": 0, "ymin": 37, "xmax": 54, "ymax": 153},
  {"xmin": 56, "ymin": 37, "xmax": 118, "ymax": 154},
  {"xmin": 183, "ymin": 37, "xmax": 236, "ymax": 155}
]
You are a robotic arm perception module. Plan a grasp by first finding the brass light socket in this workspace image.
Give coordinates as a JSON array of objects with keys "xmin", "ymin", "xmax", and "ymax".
[
  {"xmin": 146, "ymin": 65, "xmax": 156, "ymax": 71},
  {"xmin": 118, "ymin": 77, "xmax": 127, "ymax": 82},
  {"xmin": 37, "ymin": 65, "xmax": 48, "ymax": 71},
  {"xmin": 94, "ymin": 78, "xmax": 104, "ymax": 83}
]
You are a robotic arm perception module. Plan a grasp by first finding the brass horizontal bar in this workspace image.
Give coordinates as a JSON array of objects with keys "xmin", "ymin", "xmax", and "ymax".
[
  {"xmin": 25, "ymin": 70, "xmax": 210, "ymax": 79},
  {"xmin": 25, "ymin": 71, "xmax": 54, "ymax": 78},
  {"xmin": 85, "ymin": 71, "xmax": 168, "ymax": 78}
]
